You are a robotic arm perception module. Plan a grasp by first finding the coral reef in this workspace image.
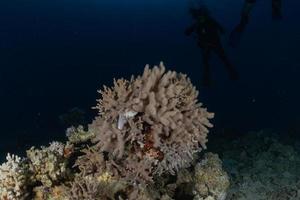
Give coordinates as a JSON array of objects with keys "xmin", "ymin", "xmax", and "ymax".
[
  {"xmin": 2, "ymin": 63, "xmax": 300, "ymax": 200},
  {"xmin": 0, "ymin": 63, "xmax": 222, "ymax": 199}
]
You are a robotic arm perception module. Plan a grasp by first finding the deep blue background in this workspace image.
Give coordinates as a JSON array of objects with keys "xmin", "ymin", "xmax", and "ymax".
[{"xmin": 0, "ymin": 0, "xmax": 299, "ymax": 158}]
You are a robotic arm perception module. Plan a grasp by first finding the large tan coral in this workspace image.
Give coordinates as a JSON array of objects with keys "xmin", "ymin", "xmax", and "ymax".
[{"xmin": 86, "ymin": 62, "xmax": 214, "ymax": 183}]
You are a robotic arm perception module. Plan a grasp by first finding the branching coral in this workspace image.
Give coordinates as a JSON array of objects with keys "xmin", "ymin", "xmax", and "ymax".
[
  {"xmin": 64, "ymin": 172, "xmax": 128, "ymax": 200},
  {"xmin": 86, "ymin": 62, "xmax": 214, "ymax": 184},
  {"xmin": 0, "ymin": 153, "xmax": 31, "ymax": 200},
  {"xmin": 65, "ymin": 175, "xmax": 102, "ymax": 200},
  {"xmin": 74, "ymin": 146, "xmax": 106, "ymax": 176}
]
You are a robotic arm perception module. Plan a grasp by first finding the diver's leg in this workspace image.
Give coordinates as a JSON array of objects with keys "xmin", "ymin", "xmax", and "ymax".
[
  {"xmin": 238, "ymin": 0, "xmax": 256, "ymax": 30},
  {"xmin": 229, "ymin": 0, "xmax": 256, "ymax": 47},
  {"xmin": 272, "ymin": 0, "xmax": 282, "ymax": 20},
  {"xmin": 243, "ymin": 0, "xmax": 256, "ymax": 16},
  {"xmin": 214, "ymin": 45, "xmax": 239, "ymax": 80},
  {"xmin": 202, "ymin": 48, "xmax": 212, "ymax": 86}
]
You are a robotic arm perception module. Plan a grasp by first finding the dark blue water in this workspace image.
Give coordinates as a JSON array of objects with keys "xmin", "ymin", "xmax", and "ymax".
[{"xmin": 1, "ymin": 0, "xmax": 300, "ymax": 159}]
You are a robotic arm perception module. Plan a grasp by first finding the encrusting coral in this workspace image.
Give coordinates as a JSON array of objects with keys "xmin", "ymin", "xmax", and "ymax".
[{"xmin": 0, "ymin": 62, "xmax": 222, "ymax": 200}]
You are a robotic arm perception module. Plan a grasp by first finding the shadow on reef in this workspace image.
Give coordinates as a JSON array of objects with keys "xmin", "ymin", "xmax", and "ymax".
[{"xmin": 174, "ymin": 183, "xmax": 194, "ymax": 200}]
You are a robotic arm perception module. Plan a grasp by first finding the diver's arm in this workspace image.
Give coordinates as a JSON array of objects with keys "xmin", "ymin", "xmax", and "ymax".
[{"xmin": 211, "ymin": 18, "xmax": 225, "ymax": 34}]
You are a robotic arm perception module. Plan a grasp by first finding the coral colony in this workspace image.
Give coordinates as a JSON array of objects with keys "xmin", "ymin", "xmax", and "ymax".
[{"xmin": 0, "ymin": 63, "xmax": 229, "ymax": 200}]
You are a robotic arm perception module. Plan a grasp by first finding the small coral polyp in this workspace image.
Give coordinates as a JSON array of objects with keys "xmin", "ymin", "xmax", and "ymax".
[{"xmin": 87, "ymin": 62, "xmax": 214, "ymax": 183}]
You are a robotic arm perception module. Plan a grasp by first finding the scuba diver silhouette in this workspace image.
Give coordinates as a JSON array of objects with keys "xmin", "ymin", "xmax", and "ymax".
[
  {"xmin": 229, "ymin": 0, "xmax": 282, "ymax": 47},
  {"xmin": 185, "ymin": 6, "xmax": 239, "ymax": 86}
]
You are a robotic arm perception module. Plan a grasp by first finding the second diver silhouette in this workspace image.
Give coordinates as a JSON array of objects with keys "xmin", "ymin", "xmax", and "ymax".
[
  {"xmin": 185, "ymin": 6, "xmax": 239, "ymax": 87},
  {"xmin": 229, "ymin": 0, "xmax": 282, "ymax": 47}
]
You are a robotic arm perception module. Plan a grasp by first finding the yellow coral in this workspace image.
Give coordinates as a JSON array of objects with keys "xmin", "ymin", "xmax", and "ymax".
[{"xmin": 97, "ymin": 172, "xmax": 113, "ymax": 183}]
